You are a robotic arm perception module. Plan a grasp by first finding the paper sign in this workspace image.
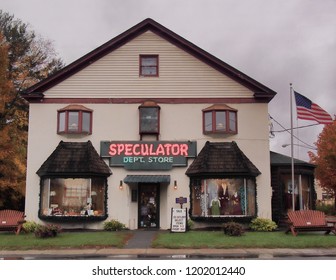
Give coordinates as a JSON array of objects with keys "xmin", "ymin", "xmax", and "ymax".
[{"xmin": 171, "ymin": 208, "xmax": 187, "ymax": 232}]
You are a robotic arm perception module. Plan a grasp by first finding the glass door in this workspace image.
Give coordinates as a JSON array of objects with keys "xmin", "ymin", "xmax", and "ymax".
[{"xmin": 138, "ymin": 184, "xmax": 159, "ymax": 228}]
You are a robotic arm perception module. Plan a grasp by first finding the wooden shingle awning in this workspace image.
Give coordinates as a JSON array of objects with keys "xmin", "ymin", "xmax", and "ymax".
[
  {"xmin": 124, "ymin": 175, "xmax": 170, "ymax": 184},
  {"xmin": 186, "ymin": 141, "xmax": 261, "ymax": 177},
  {"xmin": 36, "ymin": 141, "xmax": 111, "ymax": 177}
]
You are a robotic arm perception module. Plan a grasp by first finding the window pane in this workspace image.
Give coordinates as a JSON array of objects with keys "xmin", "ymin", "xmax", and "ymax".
[
  {"xmin": 204, "ymin": 112, "xmax": 213, "ymax": 132},
  {"xmin": 191, "ymin": 179, "xmax": 203, "ymax": 216},
  {"xmin": 246, "ymin": 179, "xmax": 256, "ymax": 216},
  {"xmin": 229, "ymin": 111, "xmax": 236, "ymax": 132},
  {"xmin": 215, "ymin": 111, "xmax": 226, "ymax": 131},
  {"xmin": 82, "ymin": 112, "xmax": 91, "ymax": 133},
  {"xmin": 191, "ymin": 178, "xmax": 256, "ymax": 217},
  {"xmin": 68, "ymin": 112, "xmax": 79, "ymax": 132},
  {"xmin": 58, "ymin": 112, "xmax": 66, "ymax": 132},
  {"xmin": 91, "ymin": 178, "xmax": 106, "ymax": 216},
  {"xmin": 45, "ymin": 178, "xmax": 89, "ymax": 216},
  {"xmin": 40, "ymin": 179, "xmax": 50, "ymax": 216},
  {"xmin": 140, "ymin": 56, "xmax": 158, "ymax": 76},
  {"xmin": 141, "ymin": 66, "xmax": 157, "ymax": 75},
  {"xmin": 140, "ymin": 107, "xmax": 159, "ymax": 133},
  {"xmin": 40, "ymin": 178, "xmax": 106, "ymax": 217},
  {"xmin": 141, "ymin": 57, "xmax": 157, "ymax": 66}
]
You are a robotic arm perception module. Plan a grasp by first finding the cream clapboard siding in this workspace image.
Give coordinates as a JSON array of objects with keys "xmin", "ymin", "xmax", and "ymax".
[{"xmin": 45, "ymin": 31, "xmax": 254, "ymax": 99}]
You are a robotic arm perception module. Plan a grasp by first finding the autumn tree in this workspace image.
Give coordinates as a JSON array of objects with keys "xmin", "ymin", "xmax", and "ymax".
[
  {"xmin": 309, "ymin": 121, "xmax": 336, "ymax": 210},
  {"xmin": 0, "ymin": 11, "xmax": 64, "ymax": 210}
]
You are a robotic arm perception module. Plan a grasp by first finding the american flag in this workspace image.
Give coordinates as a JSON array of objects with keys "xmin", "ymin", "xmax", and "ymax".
[{"xmin": 294, "ymin": 91, "xmax": 333, "ymax": 125}]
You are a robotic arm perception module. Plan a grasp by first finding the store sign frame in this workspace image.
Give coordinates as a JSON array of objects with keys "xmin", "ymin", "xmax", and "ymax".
[
  {"xmin": 100, "ymin": 141, "xmax": 197, "ymax": 170},
  {"xmin": 171, "ymin": 208, "xmax": 187, "ymax": 233}
]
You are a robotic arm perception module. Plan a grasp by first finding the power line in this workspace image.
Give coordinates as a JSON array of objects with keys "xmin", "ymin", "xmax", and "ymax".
[
  {"xmin": 272, "ymin": 123, "xmax": 319, "ymax": 133},
  {"xmin": 269, "ymin": 114, "xmax": 317, "ymax": 149}
]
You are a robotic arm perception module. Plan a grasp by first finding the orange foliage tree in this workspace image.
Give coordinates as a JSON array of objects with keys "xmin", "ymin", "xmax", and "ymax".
[
  {"xmin": 0, "ymin": 34, "xmax": 26, "ymax": 209},
  {"xmin": 309, "ymin": 121, "xmax": 336, "ymax": 210},
  {"xmin": 0, "ymin": 11, "xmax": 64, "ymax": 210}
]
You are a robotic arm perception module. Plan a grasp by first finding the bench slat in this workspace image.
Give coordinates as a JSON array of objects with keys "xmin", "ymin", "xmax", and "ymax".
[
  {"xmin": 0, "ymin": 210, "xmax": 26, "ymax": 235},
  {"xmin": 286, "ymin": 210, "xmax": 335, "ymax": 236}
]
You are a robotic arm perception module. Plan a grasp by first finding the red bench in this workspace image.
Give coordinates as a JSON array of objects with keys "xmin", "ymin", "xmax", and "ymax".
[
  {"xmin": 0, "ymin": 210, "xmax": 26, "ymax": 235},
  {"xmin": 285, "ymin": 210, "xmax": 335, "ymax": 236}
]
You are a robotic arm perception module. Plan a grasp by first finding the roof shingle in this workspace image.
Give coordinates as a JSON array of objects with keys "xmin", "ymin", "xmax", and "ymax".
[
  {"xmin": 37, "ymin": 141, "xmax": 111, "ymax": 177},
  {"xmin": 186, "ymin": 141, "xmax": 261, "ymax": 177}
]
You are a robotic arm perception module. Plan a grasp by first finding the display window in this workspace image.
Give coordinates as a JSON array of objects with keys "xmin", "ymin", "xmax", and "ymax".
[
  {"xmin": 281, "ymin": 174, "xmax": 312, "ymax": 212},
  {"xmin": 191, "ymin": 178, "xmax": 256, "ymax": 217},
  {"xmin": 39, "ymin": 177, "xmax": 107, "ymax": 220}
]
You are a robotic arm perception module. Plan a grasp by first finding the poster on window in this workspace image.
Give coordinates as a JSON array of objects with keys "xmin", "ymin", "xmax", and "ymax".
[{"xmin": 170, "ymin": 208, "xmax": 187, "ymax": 232}]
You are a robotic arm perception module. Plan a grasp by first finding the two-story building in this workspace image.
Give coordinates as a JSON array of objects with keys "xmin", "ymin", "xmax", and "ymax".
[{"xmin": 22, "ymin": 18, "xmax": 276, "ymax": 230}]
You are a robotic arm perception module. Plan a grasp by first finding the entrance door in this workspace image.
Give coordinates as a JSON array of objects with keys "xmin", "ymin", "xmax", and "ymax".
[{"xmin": 138, "ymin": 184, "xmax": 159, "ymax": 229}]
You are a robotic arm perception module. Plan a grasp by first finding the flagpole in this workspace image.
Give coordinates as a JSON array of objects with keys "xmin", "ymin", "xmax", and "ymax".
[{"xmin": 290, "ymin": 83, "xmax": 295, "ymax": 211}]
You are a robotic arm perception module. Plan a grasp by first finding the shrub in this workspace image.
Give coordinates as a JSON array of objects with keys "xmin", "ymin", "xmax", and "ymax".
[
  {"xmin": 316, "ymin": 203, "xmax": 336, "ymax": 216},
  {"xmin": 250, "ymin": 218, "xmax": 277, "ymax": 232},
  {"xmin": 34, "ymin": 224, "xmax": 62, "ymax": 238},
  {"xmin": 222, "ymin": 222, "xmax": 244, "ymax": 236},
  {"xmin": 22, "ymin": 221, "xmax": 39, "ymax": 233},
  {"xmin": 187, "ymin": 219, "xmax": 194, "ymax": 231},
  {"xmin": 103, "ymin": 219, "xmax": 126, "ymax": 231}
]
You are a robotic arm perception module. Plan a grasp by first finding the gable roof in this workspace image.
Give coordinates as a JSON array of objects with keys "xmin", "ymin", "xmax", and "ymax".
[
  {"xmin": 186, "ymin": 141, "xmax": 261, "ymax": 177},
  {"xmin": 270, "ymin": 151, "xmax": 315, "ymax": 168},
  {"xmin": 36, "ymin": 141, "xmax": 111, "ymax": 177},
  {"xmin": 22, "ymin": 18, "xmax": 276, "ymax": 102}
]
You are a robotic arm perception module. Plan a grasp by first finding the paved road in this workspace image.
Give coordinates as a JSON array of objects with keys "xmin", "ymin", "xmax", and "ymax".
[{"xmin": 1, "ymin": 230, "xmax": 336, "ymax": 260}]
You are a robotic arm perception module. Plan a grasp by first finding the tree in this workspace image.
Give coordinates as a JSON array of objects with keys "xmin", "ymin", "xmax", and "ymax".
[
  {"xmin": 309, "ymin": 121, "xmax": 336, "ymax": 210},
  {"xmin": 0, "ymin": 11, "xmax": 64, "ymax": 210}
]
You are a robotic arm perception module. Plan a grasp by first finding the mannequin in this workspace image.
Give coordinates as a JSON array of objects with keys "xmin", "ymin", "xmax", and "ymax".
[{"xmin": 211, "ymin": 197, "xmax": 220, "ymax": 215}]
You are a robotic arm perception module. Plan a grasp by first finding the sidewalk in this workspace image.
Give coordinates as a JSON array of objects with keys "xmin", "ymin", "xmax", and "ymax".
[
  {"xmin": 1, "ymin": 230, "xmax": 336, "ymax": 259},
  {"xmin": 2, "ymin": 247, "xmax": 336, "ymax": 260}
]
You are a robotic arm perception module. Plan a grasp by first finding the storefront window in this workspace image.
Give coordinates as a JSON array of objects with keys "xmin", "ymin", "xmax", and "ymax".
[
  {"xmin": 191, "ymin": 178, "xmax": 256, "ymax": 217},
  {"xmin": 281, "ymin": 174, "xmax": 311, "ymax": 212},
  {"xmin": 40, "ymin": 178, "xmax": 106, "ymax": 219}
]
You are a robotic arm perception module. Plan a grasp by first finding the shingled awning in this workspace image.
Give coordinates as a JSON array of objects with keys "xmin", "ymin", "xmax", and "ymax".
[
  {"xmin": 124, "ymin": 175, "xmax": 170, "ymax": 184},
  {"xmin": 270, "ymin": 151, "xmax": 315, "ymax": 168},
  {"xmin": 186, "ymin": 141, "xmax": 261, "ymax": 177},
  {"xmin": 36, "ymin": 141, "xmax": 111, "ymax": 177}
]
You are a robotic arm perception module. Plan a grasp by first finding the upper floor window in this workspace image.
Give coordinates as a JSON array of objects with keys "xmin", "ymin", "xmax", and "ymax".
[
  {"xmin": 139, "ymin": 101, "xmax": 160, "ymax": 140},
  {"xmin": 140, "ymin": 55, "xmax": 159, "ymax": 76},
  {"xmin": 203, "ymin": 104, "xmax": 237, "ymax": 134},
  {"xmin": 57, "ymin": 105, "xmax": 93, "ymax": 134}
]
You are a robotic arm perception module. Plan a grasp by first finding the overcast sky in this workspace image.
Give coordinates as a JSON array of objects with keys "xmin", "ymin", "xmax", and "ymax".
[{"xmin": 1, "ymin": 0, "xmax": 335, "ymax": 161}]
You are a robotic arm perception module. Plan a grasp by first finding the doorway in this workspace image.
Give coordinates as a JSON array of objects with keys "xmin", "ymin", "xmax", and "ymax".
[{"xmin": 138, "ymin": 183, "xmax": 159, "ymax": 228}]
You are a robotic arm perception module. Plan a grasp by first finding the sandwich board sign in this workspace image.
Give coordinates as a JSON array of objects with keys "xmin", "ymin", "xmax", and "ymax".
[{"xmin": 171, "ymin": 208, "xmax": 187, "ymax": 232}]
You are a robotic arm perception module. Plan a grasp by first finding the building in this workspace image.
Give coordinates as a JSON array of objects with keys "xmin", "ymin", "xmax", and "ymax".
[
  {"xmin": 270, "ymin": 151, "xmax": 316, "ymax": 224},
  {"xmin": 22, "ymin": 18, "xmax": 276, "ymax": 230}
]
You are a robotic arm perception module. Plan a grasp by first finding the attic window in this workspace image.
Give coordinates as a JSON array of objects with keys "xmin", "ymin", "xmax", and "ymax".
[
  {"xmin": 57, "ymin": 105, "xmax": 92, "ymax": 135},
  {"xmin": 203, "ymin": 104, "xmax": 237, "ymax": 134},
  {"xmin": 140, "ymin": 55, "xmax": 159, "ymax": 76}
]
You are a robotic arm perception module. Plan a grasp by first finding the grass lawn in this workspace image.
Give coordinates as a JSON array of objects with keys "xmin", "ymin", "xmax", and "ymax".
[
  {"xmin": 152, "ymin": 231, "xmax": 336, "ymax": 249},
  {"xmin": 0, "ymin": 230, "xmax": 335, "ymax": 250},
  {"xmin": 0, "ymin": 231, "xmax": 131, "ymax": 250}
]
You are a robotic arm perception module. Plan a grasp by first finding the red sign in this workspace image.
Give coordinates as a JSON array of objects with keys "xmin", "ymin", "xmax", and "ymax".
[
  {"xmin": 108, "ymin": 143, "xmax": 189, "ymax": 157},
  {"xmin": 100, "ymin": 141, "xmax": 197, "ymax": 170}
]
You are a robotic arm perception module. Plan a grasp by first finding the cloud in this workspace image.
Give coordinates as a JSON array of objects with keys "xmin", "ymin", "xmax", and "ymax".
[{"xmin": 1, "ymin": 0, "xmax": 335, "ymax": 161}]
